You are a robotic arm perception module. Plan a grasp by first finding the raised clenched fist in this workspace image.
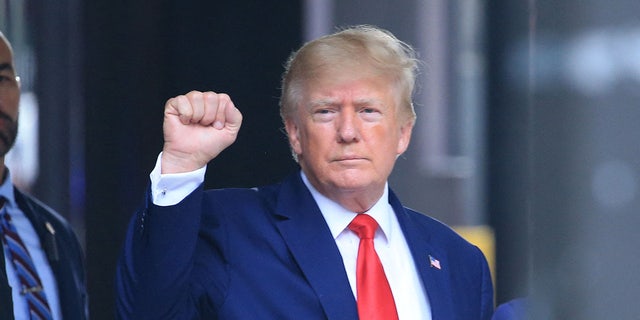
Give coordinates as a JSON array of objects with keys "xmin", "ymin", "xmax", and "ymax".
[{"xmin": 161, "ymin": 90, "xmax": 242, "ymax": 174}]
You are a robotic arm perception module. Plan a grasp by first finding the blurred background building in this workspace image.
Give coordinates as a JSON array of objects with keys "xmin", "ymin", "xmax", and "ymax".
[{"xmin": 2, "ymin": 0, "xmax": 639, "ymax": 318}]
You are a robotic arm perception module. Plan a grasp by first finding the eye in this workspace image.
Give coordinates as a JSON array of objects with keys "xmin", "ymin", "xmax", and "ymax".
[
  {"xmin": 311, "ymin": 108, "xmax": 336, "ymax": 122},
  {"xmin": 0, "ymin": 76, "xmax": 10, "ymax": 87},
  {"xmin": 359, "ymin": 107, "xmax": 383, "ymax": 121},
  {"xmin": 0, "ymin": 74, "xmax": 17, "ymax": 86}
]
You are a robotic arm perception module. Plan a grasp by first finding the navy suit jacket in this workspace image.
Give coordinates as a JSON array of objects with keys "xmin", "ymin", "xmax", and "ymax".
[
  {"xmin": 116, "ymin": 172, "xmax": 493, "ymax": 319},
  {"xmin": 0, "ymin": 188, "xmax": 88, "ymax": 320}
]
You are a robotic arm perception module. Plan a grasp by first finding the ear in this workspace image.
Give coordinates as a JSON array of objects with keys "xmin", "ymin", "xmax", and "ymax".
[
  {"xmin": 396, "ymin": 119, "xmax": 414, "ymax": 155},
  {"xmin": 284, "ymin": 118, "xmax": 303, "ymax": 155}
]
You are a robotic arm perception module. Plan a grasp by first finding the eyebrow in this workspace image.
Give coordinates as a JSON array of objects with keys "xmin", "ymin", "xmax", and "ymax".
[
  {"xmin": 353, "ymin": 98, "xmax": 385, "ymax": 107},
  {"xmin": 309, "ymin": 98, "xmax": 340, "ymax": 108},
  {"xmin": 308, "ymin": 97, "xmax": 385, "ymax": 108}
]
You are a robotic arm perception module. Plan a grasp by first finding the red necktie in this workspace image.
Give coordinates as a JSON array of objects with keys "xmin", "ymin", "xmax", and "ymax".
[{"xmin": 349, "ymin": 214, "xmax": 398, "ymax": 320}]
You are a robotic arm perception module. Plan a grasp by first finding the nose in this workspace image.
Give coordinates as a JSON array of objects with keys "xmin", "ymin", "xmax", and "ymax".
[{"xmin": 336, "ymin": 109, "xmax": 360, "ymax": 143}]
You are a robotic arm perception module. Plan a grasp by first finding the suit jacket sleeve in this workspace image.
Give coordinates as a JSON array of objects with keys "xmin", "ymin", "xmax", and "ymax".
[{"xmin": 116, "ymin": 184, "xmax": 208, "ymax": 319}]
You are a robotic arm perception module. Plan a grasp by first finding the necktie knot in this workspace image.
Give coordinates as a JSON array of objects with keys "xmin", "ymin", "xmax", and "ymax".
[{"xmin": 348, "ymin": 214, "xmax": 378, "ymax": 240}]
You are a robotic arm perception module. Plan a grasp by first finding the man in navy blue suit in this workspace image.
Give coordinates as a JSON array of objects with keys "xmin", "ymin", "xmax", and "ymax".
[{"xmin": 116, "ymin": 25, "xmax": 493, "ymax": 319}]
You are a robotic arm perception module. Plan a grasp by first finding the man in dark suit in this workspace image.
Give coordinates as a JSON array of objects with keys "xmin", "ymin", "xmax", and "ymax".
[
  {"xmin": 0, "ymin": 31, "xmax": 88, "ymax": 319},
  {"xmin": 116, "ymin": 25, "xmax": 493, "ymax": 319}
]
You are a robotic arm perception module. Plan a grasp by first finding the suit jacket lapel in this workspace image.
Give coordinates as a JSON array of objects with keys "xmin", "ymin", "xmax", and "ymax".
[
  {"xmin": 268, "ymin": 174, "xmax": 457, "ymax": 319},
  {"xmin": 390, "ymin": 190, "xmax": 455, "ymax": 319},
  {"xmin": 14, "ymin": 190, "xmax": 59, "ymax": 265},
  {"xmin": 271, "ymin": 173, "xmax": 358, "ymax": 320},
  {"xmin": 13, "ymin": 189, "xmax": 65, "ymax": 316}
]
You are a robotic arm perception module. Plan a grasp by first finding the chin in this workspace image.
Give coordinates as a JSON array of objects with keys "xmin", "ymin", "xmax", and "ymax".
[{"xmin": 331, "ymin": 174, "xmax": 375, "ymax": 191}]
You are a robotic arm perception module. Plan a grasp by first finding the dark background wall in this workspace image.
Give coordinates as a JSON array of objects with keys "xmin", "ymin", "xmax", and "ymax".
[{"xmin": 82, "ymin": 1, "xmax": 301, "ymax": 318}]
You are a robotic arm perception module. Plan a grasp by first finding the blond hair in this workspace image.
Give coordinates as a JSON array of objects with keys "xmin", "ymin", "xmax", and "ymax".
[{"xmin": 280, "ymin": 25, "xmax": 419, "ymax": 124}]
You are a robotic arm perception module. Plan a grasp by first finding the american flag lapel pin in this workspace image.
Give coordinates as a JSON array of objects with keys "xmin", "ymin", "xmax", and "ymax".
[{"xmin": 429, "ymin": 255, "xmax": 441, "ymax": 270}]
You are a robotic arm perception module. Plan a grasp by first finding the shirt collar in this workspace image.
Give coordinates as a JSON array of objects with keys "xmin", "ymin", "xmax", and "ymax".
[
  {"xmin": 0, "ymin": 169, "xmax": 16, "ymax": 209},
  {"xmin": 300, "ymin": 171, "xmax": 393, "ymax": 243}
]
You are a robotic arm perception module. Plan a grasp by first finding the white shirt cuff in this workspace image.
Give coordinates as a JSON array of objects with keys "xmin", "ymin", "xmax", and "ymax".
[{"xmin": 149, "ymin": 152, "xmax": 206, "ymax": 206}]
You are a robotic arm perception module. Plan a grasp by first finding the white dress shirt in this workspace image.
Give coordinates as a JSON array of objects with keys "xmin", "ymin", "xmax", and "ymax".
[
  {"xmin": 150, "ymin": 153, "xmax": 432, "ymax": 319},
  {"xmin": 1, "ymin": 170, "xmax": 61, "ymax": 320}
]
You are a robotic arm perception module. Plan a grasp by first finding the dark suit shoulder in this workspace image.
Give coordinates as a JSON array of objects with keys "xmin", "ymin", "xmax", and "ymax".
[
  {"xmin": 493, "ymin": 298, "xmax": 527, "ymax": 320},
  {"xmin": 202, "ymin": 173, "xmax": 294, "ymax": 211},
  {"xmin": 395, "ymin": 202, "xmax": 487, "ymax": 266},
  {"xmin": 13, "ymin": 188, "xmax": 77, "ymax": 237},
  {"xmin": 404, "ymin": 207, "xmax": 469, "ymax": 243}
]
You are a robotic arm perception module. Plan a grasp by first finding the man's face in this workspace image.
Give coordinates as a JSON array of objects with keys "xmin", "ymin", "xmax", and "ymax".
[
  {"xmin": 0, "ymin": 36, "xmax": 19, "ymax": 157},
  {"xmin": 285, "ymin": 69, "xmax": 413, "ymax": 202}
]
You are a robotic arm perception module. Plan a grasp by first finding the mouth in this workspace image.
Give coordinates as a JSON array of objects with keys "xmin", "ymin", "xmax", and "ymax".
[{"xmin": 332, "ymin": 156, "xmax": 367, "ymax": 164}]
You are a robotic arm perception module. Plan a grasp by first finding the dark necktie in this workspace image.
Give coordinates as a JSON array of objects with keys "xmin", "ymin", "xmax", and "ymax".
[
  {"xmin": 0, "ymin": 200, "xmax": 53, "ymax": 320},
  {"xmin": 348, "ymin": 214, "xmax": 399, "ymax": 320}
]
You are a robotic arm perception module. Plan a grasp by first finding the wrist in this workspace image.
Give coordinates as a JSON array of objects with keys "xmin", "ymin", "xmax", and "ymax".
[{"xmin": 160, "ymin": 150, "xmax": 206, "ymax": 174}]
